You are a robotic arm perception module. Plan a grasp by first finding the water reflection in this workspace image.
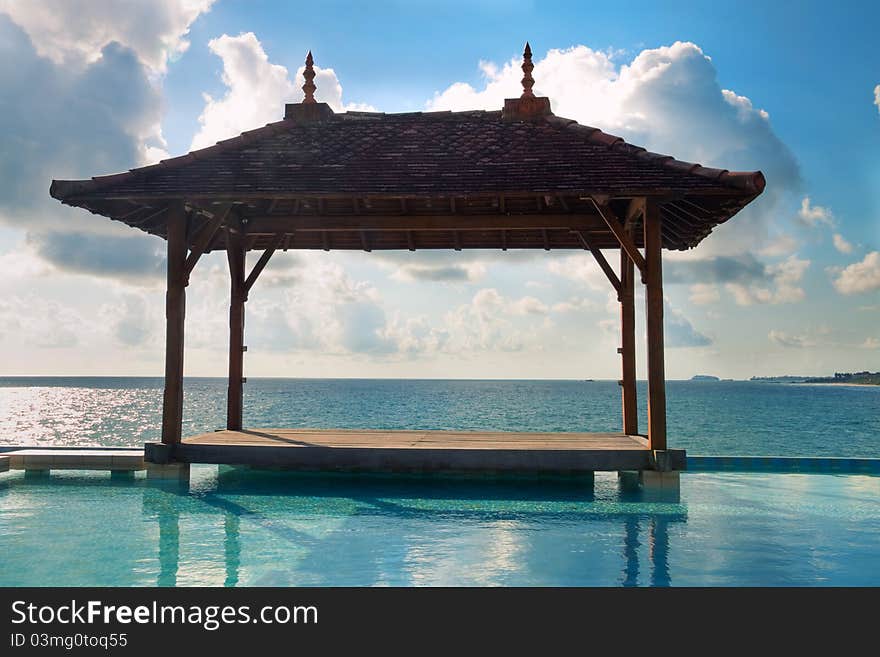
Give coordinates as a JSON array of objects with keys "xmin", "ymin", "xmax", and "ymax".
[{"xmin": 139, "ymin": 468, "xmax": 687, "ymax": 587}]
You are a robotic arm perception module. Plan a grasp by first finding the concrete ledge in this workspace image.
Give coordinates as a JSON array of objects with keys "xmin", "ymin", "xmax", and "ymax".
[
  {"xmin": 3, "ymin": 449, "xmax": 144, "ymax": 472},
  {"xmin": 144, "ymin": 442, "xmax": 173, "ymax": 464},
  {"xmin": 146, "ymin": 462, "xmax": 190, "ymax": 481},
  {"xmin": 640, "ymin": 470, "xmax": 680, "ymax": 490},
  {"xmin": 688, "ymin": 455, "xmax": 880, "ymax": 475},
  {"xmin": 651, "ymin": 449, "xmax": 687, "ymax": 472}
]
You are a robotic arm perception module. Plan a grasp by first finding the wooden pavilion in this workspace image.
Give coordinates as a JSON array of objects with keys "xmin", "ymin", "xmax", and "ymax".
[{"xmin": 50, "ymin": 46, "xmax": 764, "ymax": 479}]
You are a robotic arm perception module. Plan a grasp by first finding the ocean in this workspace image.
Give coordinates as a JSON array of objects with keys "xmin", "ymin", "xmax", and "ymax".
[{"xmin": 1, "ymin": 377, "xmax": 877, "ymax": 457}]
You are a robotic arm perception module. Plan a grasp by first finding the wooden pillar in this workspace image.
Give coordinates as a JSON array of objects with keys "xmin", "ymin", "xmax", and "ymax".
[
  {"xmin": 619, "ymin": 241, "xmax": 638, "ymax": 435},
  {"xmin": 161, "ymin": 201, "xmax": 187, "ymax": 445},
  {"xmin": 643, "ymin": 200, "xmax": 667, "ymax": 450},
  {"xmin": 226, "ymin": 228, "xmax": 246, "ymax": 431}
]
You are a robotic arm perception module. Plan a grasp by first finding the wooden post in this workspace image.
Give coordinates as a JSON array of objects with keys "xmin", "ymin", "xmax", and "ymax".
[
  {"xmin": 620, "ymin": 240, "xmax": 638, "ymax": 435},
  {"xmin": 226, "ymin": 227, "xmax": 246, "ymax": 431},
  {"xmin": 161, "ymin": 201, "xmax": 187, "ymax": 445},
  {"xmin": 643, "ymin": 200, "xmax": 667, "ymax": 450}
]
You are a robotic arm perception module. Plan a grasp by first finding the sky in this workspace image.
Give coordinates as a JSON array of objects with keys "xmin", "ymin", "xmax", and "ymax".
[{"xmin": 0, "ymin": 0, "xmax": 878, "ymax": 380}]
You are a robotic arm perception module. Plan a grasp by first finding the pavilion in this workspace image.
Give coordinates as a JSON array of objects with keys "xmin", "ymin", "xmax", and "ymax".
[{"xmin": 50, "ymin": 45, "xmax": 764, "ymax": 482}]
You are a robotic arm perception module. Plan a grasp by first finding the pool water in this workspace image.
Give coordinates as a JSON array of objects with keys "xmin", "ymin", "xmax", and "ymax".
[{"xmin": 1, "ymin": 467, "xmax": 878, "ymax": 586}]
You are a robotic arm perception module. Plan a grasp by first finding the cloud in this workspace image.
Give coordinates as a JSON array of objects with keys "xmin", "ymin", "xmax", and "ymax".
[
  {"xmin": 758, "ymin": 233, "xmax": 799, "ymax": 257},
  {"xmin": 861, "ymin": 337, "xmax": 880, "ymax": 350},
  {"xmin": 831, "ymin": 251, "xmax": 880, "ymax": 295},
  {"xmin": 832, "ymin": 233, "xmax": 854, "ymax": 254},
  {"xmin": 0, "ymin": 0, "xmax": 214, "ymax": 72},
  {"xmin": 797, "ymin": 197, "xmax": 835, "ymax": 228},
  {"xmin": 374, "ymin": 249, "xmax": 538, "ymax": 284},
  {"xmin": 0, "ymin": 15, "xmax": 173, "ymax": 277},
  {"xmin": 28, "ymin": 231, "xmax": 165, "ymax": 281},
  {"xmin": 0, "ymin": 296, "xmax": 88, "ymax": 349},
  {"xmin": 875, "ymin": 84, "xmax": 880, "ymax": 114},
  {"xmin": 391, "ymin": 262, "xmax": 486, "ymax": 283},
  {"xmin": 665, "ymin": 253, "xmax": 809, "ymax": 305},
  {"xmin": 100, "ymin": 293, "xmax": 156, "ymax": 346},
  {"xmin": 190, "ymin": 32, "xmax": 373, "ymax": 150},
  {"xmin": 547, "ymin": 254, "xmax": 614, "ymax": 292},
  {"xmin": 768, "ymin": 330, "xmax": 815, "ymax": 349},
  {"xmin": 665, "ymin": 301, "xmax": 712, "ymax": 348},
  {"xmin": 430, "ymin": 41, "xmax": 800, "ymax": 257},
  {"xmin": 689, "ymin": 283, "xmax": 720, "ymax": 305},
  {"xmin": 382, "ymin": 288, "xmax": 563, "ymax": 356},
  {"xmin": 665, "ymin": 253, "xmax": 767, "ymax": 285},
  {"xmin": 243, "ymin": 255, "xmax": 398, "ymax": 355},
  {"xmin": 723, "ymin": 256, "xmax": 809, "ymax": 305},
  {"xmin": 551, "ymin": 297, "xmax": 597, "ymax": 313}
]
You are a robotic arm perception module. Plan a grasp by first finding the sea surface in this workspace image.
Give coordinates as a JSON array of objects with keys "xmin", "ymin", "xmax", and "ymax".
[{"xmin": 0, "ymin": 377, "xmax": 877, "ymax": 456}]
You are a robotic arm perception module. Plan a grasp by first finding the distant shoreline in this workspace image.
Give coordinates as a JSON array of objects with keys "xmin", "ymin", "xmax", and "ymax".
[{"xmin": 794, "ymin": 381, "xmax": 879, "ymax": 387}]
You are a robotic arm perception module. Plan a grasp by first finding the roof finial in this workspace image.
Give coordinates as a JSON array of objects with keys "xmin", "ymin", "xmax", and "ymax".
[
  {"xmin": 520, "ymin": 42, "xmax": 535, "ymax": 98},
  {"xmin": 302, "ymin": 51, "xmax": 317, "ymax": 104}
]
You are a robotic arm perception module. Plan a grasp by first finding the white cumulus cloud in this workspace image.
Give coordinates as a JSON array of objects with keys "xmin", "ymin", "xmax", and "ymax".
[
  {"xmin": 832, "ymin": 233, "xmax": 854, "ymax": 254},
  {"xmin": 797, "ymin": 197, "xmax": 835, "ymax": 228},
  {"xmin": 725, "ymin": 255, "xmax": 810, "ymax": 305},
  {"xmin": 0, "ymin": 0, "xmax": 214, "ymax": 72},
  {"xmin": 430, "ymin": 41, "xmax": 800, "ymax": 257},
  {"xmin": 190, "ymin": 32, "xmax": 373, "ymax": 150},
  {"xmin": 831, "ymin": 251, "xmax": 880, "ymax": 295}
]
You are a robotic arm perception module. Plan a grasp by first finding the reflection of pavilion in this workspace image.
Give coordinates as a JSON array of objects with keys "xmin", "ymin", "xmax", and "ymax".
[{"xmin": 142, "ymin": 471, "xmax": 686, "ymax": 587}]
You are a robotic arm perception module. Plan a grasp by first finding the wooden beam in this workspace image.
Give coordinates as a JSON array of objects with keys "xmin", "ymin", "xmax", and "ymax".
[
  {"xmin": 244, "ymin": 233, "xmax": 283, "ymax": 293},
  {"xmin": 244, "ymin": 213, "xmax": 606, "ymax": 234},
  {"xmin": 625, "ymin": 197, "xmax": 645, "ymax": 229},
  {"xmin": 161, "ymin": 200, "xmax": 188, "ymax": 445},
  {"xmin": 183, "ymin": 204, "xmax": 231, "ymax": 280},
  {"xmin": 619, "ymin": 241, "xmax": 637, "ymax": 435},
  {"xmin": 129, "ymin": 206, "xmax": 168, "ymax": 227},
  {"xmin": 643, "ymin": 200, "xmax": 667, "ymax": 451},
  {"xmin": 575, "ymin": 231, "xmax": 620, "ymax": 294},
  {"xmin": 226, "ymin": 226, "xmax": 246, "ymax": 432},
  {"xmin": 591, "ymin": 199, "xmax": 647, "ymax": 277}
]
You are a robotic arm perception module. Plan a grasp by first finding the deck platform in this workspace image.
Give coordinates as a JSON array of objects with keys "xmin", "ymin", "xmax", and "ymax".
[{"xmin": 173, "ymin": 429, "xmax": 684, "ymax": 473}]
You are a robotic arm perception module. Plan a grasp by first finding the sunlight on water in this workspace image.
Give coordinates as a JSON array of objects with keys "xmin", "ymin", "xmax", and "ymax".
[
  {"xmin": 0, "ymin": 378, "xmax": 877, "ymax": 456},
  {"xmin": 0, "ymin": 469, "xmax": 878, "ymax": 586}
]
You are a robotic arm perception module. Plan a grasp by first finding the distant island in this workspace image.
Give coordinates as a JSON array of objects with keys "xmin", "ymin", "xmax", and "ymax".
[
  {"xmin": 751, "ymin": 371, "xmax": 880, "ymax": 385},
  {"xmin": 691, "ymin": 375, "xmax": 720, "ymax": 381}
]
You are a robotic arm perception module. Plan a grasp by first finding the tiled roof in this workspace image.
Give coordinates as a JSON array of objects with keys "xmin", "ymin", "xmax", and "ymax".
[
  {"xmin": 50, "ymin": 104, "xmax": 764, "ymax": 251},
  {"xmin": 53, "ymin": 109, "xmax": 763, "ymax": 198}
]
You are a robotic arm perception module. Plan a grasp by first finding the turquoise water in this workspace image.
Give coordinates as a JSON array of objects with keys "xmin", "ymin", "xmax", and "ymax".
[
  {"xmin": 1, "ymin": 467, "xmax": 878, "ymax": 586},
  {"xmin": 1, "ymin": 377, "xmax": 878, "ymax": 456},
  {"xmin": 2, "ymin": 377, "xmax": 877, "ymax": 586}
]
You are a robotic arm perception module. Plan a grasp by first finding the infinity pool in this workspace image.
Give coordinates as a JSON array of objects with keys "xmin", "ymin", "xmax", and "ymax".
[{"xmin": 1, "ymin": 467, "xmax": 878, "ymax": 586}]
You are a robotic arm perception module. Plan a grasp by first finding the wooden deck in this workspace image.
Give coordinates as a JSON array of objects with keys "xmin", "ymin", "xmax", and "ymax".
[{"xmin": 176, "ymin": 428, "xmax": 681, "ymax": 473}]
